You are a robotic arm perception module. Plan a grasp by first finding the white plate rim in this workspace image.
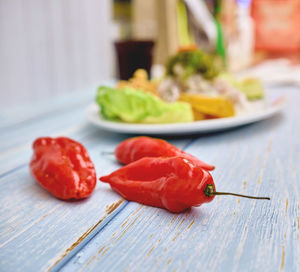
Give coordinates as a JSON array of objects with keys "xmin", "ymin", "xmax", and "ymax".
[{"xmin": 86, "ymin": 96, "xmax": 286, "ymax": 135}]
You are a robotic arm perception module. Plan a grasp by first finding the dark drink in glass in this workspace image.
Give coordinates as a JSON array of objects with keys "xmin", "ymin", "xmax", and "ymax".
[{"xmin": 114, "ymin": 40, "xmax": 155, "ymax": 80}]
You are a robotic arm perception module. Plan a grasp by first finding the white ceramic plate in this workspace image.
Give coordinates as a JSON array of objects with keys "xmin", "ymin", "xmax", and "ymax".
[{"xmin": 87, "ymin": 95, "xmax": 285, "ymax": 135}]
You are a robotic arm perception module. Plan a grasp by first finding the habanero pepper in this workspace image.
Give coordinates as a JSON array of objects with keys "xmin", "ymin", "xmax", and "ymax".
[
  {"xmin": 30, "ymin": 137, "xmax": 96, "ymax": 200},
  {"xmin": 113, "ymin": 136, "xmax": 215, "ymax": 171},
  {"xmin": 100, "ymin": 156, "xmax": 270, "ymax": 213}
]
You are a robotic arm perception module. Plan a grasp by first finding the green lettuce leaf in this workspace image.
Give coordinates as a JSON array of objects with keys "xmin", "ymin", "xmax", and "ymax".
[{"xmin": 96, "ymin": 86, "xmax": 194, "ymax": 124}]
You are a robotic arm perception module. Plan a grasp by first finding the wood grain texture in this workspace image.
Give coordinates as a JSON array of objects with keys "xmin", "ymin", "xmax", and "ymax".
[
  {"xmin": 0, "ymin": 127, "xmax": 127, "ymax": 271},
  {"xmin": 0, "ymin": 88, "xmax": 191, "ymax": 271},
  {"xmin": 60, "ymin": 86, "xmax": 299, "ymax": 272},
  {"xmin": 0, "ymin": 86, "xmax": 299, "ymax": 271}
]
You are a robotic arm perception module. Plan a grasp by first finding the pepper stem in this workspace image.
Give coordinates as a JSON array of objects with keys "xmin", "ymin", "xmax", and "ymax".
[{"xmin": 204, "ymin": 184, "xmax": 270, "ymax": 200}]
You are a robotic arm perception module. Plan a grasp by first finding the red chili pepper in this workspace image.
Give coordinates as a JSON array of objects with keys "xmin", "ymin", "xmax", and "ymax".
[
  {"xmin": 100, "ymin": 156, "xmax": 214, "ymax": 212},
  {"xmin": 114, "ymin": 136, "xmax": 215, "ymax": 171},
  {"xmin": 30, "ymin": 137, "xmax": 96, "ymax": 200},
  {"xmin": 100, "ymin": 156, "xmax": 270, "ymax": 213}
]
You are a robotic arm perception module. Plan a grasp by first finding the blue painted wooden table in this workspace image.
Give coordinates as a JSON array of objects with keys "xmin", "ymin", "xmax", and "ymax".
[{"xmin": 0, "ymin": 84, "xmax": 299, "ymax": 272}]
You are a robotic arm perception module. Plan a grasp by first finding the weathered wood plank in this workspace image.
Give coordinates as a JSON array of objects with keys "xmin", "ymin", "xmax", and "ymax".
[
  {"xmin": 0, "ymin": 83, "xmax": 109, "ymax": 174},
  {"xmin": 0, "ymin": 86, "xmax": 96, "ymax": 151},
  {"xmin": 0, "ymin": 87, "xmax": 192, "ymax": 272},
  {"xmin": 1, "ymin": 85, "xmax": 298, "ymax": 272},
  {"xmin": 60, "ymin": 87, "xmax": 299, "ymax": 271},
  {"xmin": 0, "ymin": 133, "xmax": 127, "ymax": 272}
]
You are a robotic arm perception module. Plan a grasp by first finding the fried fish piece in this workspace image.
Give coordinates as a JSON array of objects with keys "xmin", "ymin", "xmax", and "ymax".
[{"xmin": 179, "ymin": 93, "xmax": 235, "ymax": 118}]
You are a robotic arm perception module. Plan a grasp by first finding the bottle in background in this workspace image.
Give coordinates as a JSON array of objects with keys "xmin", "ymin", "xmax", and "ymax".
[{"xmin": 226, "ymin": 0, "xmax": 254, "ymax": 71}]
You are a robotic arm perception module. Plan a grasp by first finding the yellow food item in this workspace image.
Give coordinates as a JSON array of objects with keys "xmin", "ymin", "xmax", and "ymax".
[
  {"xmin": 192, "ymin": 109, "xmax": 206, "ymax": 121},
  {"xmin": 117, "ymin": 69, "xmax": 159, "ymax": 96},
  {"xmin": 179, "ymin": 93, "xmax": 235, "ymax": 118}
]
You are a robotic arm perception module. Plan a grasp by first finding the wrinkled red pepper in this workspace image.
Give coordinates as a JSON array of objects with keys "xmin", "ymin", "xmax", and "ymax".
[
  {"xmin": 115, "ymin": 136, "xmax": 215, "ymax": 171},
  {"xmin": 100, "ymin": 156, "xmax": 215, "ymax": 213},
  {"xmin": 30, "ymin": 137, "xmax": 96, "ymax": 200}
]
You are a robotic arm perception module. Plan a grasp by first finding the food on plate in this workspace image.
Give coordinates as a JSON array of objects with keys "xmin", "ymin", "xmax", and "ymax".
[
  {"xmin": 96, "ymin": 47, "xmax": 265, "ymax": 124},
  {"xmin": 192, "ymin": 109, "xmax": 206, "ymax": 121},
  {"xmin": 218, "ymin": 73, "xmax": 264, "ymax": 100},
  {"xmin": 96, "ymin": 86, "xmax": 194, "ymax": 124},
  {"xmin": 158, "ymin": 49, "xmax": 265, "ymax": 115},
  {"xmin": 30, "ymin": 137, "xmax": 96, "ymax": 200},
  {"xmin": 114, "ymin": 136, "xmax": 215, "ymax": 171},
  {"xmin": 166, "ymin": 48, "xmax": 220, "ymax": 80},
  {"xmin": 179, "ymin": 93, "xmax": 235, "ymax": 118},
  {"xmin": 100, "ymin": 156, "xmax": 270, "ymax": 213},
  {"xmin": 238, "ymin": 78, "xmax": 264, "ymax": 100},
  {"xmin": 117, "ymin": 69, "xmax": 159, "ymax": 97}
]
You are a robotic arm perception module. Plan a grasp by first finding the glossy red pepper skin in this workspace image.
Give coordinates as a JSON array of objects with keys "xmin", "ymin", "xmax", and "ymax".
[
  {"xmin": 115, "ymin": 136, "xmax": 215, "ymax": 171},
  {"xmin": 30, "ymin": 137, "xmax": 96, "ymax": 200},
  {"xmin": 100, "ymin": 156, "xmax": 215, "ymax": 213}
]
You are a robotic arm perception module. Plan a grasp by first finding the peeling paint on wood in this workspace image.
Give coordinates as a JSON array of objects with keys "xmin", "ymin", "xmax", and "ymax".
[
  {"xmin": 2, "ymin": 87, "xmax": 300, "ymax": 272},
  {"xmin": 172, "ymin": 218, "xmax": 186, "ymax": 241},
  {"xmin": 49, "ymin": 199, "xmax": 124, "ymax": 271},
  {"xmin": 121, "ymin": 205, "xmax": 143, "ymax": 228},
  {"xmin": 114, "ymin": 209, "xmax": 144, "ymax": 243},
  {"xmin": 186, "ymin": 219, "xmax": 195, "ymax": 230},
  {"xmin": 168, "ymin": 215, "xmax": 178, "ymax": 227},
  {"xmin": 280, "ymin": 246, "xmax": 285, "ymax": 271},
  {"xmin": 257, "ymin": 176, "xmax": 261, "ymax": 184},
  {"xmin": 60, "ymin": 87, "xmax": 300, "ymax": 272},
  {"xmin": 98, "ymin": 246, "xmax": 105, "ymax": 255},
  {"xmin": 106, "ymin": 200, "xmax": 124, "ymax": 215},
  {"xmin": 147, "ymin": 246, "xmax": 156, "ymax": 256}
]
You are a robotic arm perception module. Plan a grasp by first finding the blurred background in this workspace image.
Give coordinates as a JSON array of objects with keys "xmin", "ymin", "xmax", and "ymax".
[{"xmin": 1, "ymin": 0, "xmax": 300, "ymax": 108}]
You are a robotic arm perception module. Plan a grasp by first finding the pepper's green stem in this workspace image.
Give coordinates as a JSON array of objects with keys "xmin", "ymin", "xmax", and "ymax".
[{"xmin": 204, "ymin": 184, "xmax": 270, "ymax": 200}]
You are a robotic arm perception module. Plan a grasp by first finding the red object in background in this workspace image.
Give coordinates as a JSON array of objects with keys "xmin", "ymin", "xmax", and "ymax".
[
  {"xmin": 251, "ymin": 0, "xmax": 300, "ymax": 52},
  {"xmin": 30, "ymin": 137, "xmax": 96, "ymax": 200},
  {"xmin": 115, "ymin": 136, "xmax": 215, "ymax": 171},
  {"xmin": 100, "ymin": 156, "xmax": 215, "ymax": 213}
]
